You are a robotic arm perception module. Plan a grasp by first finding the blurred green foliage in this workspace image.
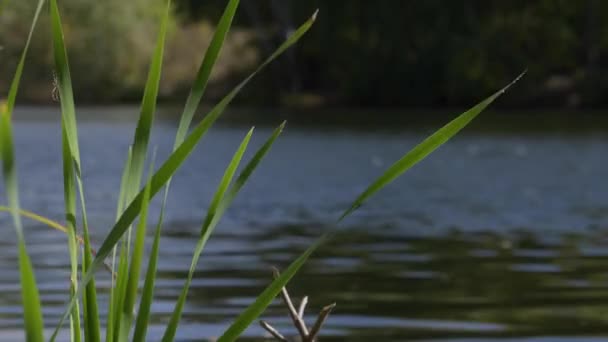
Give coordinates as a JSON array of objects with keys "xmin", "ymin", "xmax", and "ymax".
[
  {"xmin": 1, "ymin": 0, "xmax": 171, "ymax": 101},
  {"xmin": 179, "ymin": 0, "xmax": 608, "ymax": 108},
  {"xmin": 3, "ymin": 0, "xmax": 608, "ymax": 107}
]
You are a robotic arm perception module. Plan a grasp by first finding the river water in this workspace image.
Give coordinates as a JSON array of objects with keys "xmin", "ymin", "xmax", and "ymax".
[{"xmin": 1, "ymin": 107, "xmax": 608, "ymax": 341}]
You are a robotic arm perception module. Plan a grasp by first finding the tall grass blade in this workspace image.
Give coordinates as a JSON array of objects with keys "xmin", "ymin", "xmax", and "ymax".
[
  {"xmin": 218, "ymin": 235, "xmax": 329, "ymax": 342},
  {"xmin": 162, "ymin": 122, "xmax": 285, "ymax": 341},
  {"xmin": 161, "ymin": 127, "xmax": 253, "ymax": 341},
  {"xmin": 339, "ymin": 71, "xmax": 526, "ymax": 220},
  {"xmin": 174, "ymin": 0, "xmax": 240, "ymax": 150},
  {"xmin": 106, "ymin": 147, "xmax": 132, "ymax": 342},
  {"xmin": 110, "ymin": 1, "xmax": 171, "ymax": 339},
  {"xmin": 5, "ymin": 0, "xmax": 45, "ymax": 116},
  {"xmin": 132, "ymin": 3, "xmax": 240, "ymax": 338},
  {"xmin": 0, "ymin": 113, "xmax": 44, "ymax": 342},
  {"xmin": 132, "ymin": 198, "xmax": 166, "ymax": 342},
  {"xmin": 145, "ymin": 3, "xmax": 241, "ymax": 337},
  {"xmin": 78, "ymin": 175, "xmax": 100, "ymax": 342},
  {"xmin": 0, "ymin": 1, "xmax": 47, "ymax": 341},
  {"xmin": 50, "ymin": 0, "xmax": 81, "ymax": 172},
  {"xmin": 62, "ymin": 123, "xmax": 82, "ymax": 342},
  {"xmin": 117, "ymin": 158, "xmax": 154, "ymax": 342},
  {"xmin": 51, "ymin": 12, "xmax": 317, "ymax": 339},
  {"xmin": 217, "ymin": 72, "xmax": 525, "ymax": 341},
  {"xmin": 50, "ymin": 0, "xmax": 101, "ymax": 340},
  {"xmin": 124, "ymin": 0, "xmax": 171, "ymax": 201}
]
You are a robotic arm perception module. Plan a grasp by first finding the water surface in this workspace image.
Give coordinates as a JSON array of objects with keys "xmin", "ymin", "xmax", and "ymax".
[{"xmin": 1, "ymin": 107, "xmax": 608, "ymax": 341}]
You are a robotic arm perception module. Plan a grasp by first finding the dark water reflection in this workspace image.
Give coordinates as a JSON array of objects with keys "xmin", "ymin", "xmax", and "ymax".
[{"xmin": 1, "ymin": 107, "xmax": 608, "ymax": 340}]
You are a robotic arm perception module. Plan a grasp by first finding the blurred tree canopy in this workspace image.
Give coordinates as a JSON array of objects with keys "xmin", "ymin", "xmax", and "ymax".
[
  {"xmin": 177, "ymin": 0, "xmax": 608, "ymax": 108},
  {"xmin": 1, "ymin": 0, "xmax": 169, "ymax": 101},
  {"xmin": 2, "ymin": 0, "xmax": 608, "ymax": 107}
]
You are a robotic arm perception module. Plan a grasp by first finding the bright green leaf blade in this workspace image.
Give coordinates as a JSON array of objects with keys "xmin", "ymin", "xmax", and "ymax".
[
  {"xmin": 132, "ymin": 194, "xmax": 167, "ymax": 342},
  {"xmin": 133, "ymin": 4, "xmax": 241, "ymax": 336},
  {"xmin": 118, "ymin": 157, "xmax": 154, "ymax": 342},
  {"xmin": 125, "ymin": 0, "xmax": 172, "ymax": 202},
  {"xmin": 218, "ymin": 234, "xmax": 330, "ymax": 342},
  {"xmin": 218, "ymin": 73, "xmax": 525, "ymax": 341},
  {"xmin": 78, "ymin": 176, "xmax": 100, "ymax": 342},
  {"xmin": 133, "ymin": 4, "xmax": 239, "ymax": 341},
  {"xmin": 105, "ymin": 147, "xmax": 131, "ymax": 342},
  {"xmin": 50, "ymin": 11, "xmax": 317, "ymax": 339},
  {"xmin": 164, "ymin": 122, "xmax": 284, "ymax": 341},
  {"xmin": 50, "ymin": 0, "xmax": 81, "ymax": 173},
  {"xmin": 95, "ymin": 9, "xmax": 316, "ymax": 267},
  {"xmin": 0, "ymin": 114, "xmax": 44, "ymax": 342},
  {"xmin": 111, "ymin": 1, "xmax": 171, "ymax": 339},
  {"xmin": 339, "ymin": 71, "xmax": 526, "ymax": 221},
  {"xmin": 62, "ymin": 121, "xmax": 82, "ymax": 342},
  {"xmin": 18, "ymin": 243, "xmax": 45, "ymax": 342},
  {"xmin": 162, "ymin": 127, "xmax": 254, "ymax": 342},
  {"xmin": 0, "ymin": 1, "xmax": 47, "ymax": 341},
  {"xmin": 50, "ymin": 0, "xmax": 100, "ymax": 340},
  {"xmin": 174, "ymin": 0, "xmax": 240, "ymax": 149},
  {"xmin": 110, "ymin": 241, "xmax": 129, "ymax": 342},
  {"xmin": 5, "ymin": 0, "xmax": 45, "ymax": 116},
  {"xmin": 132, "ymin": 2, "xmax": 240, "ymax": 337},
  {"xmin": 222, "ymin": 121, "xmax": 286, "ymax": 208}
]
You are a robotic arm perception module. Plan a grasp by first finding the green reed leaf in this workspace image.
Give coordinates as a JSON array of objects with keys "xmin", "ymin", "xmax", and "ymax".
[
  {"xmin": 218, "ymin": 71, "xmax": 525, "ymax": 341},
  {"xmin": 0, "ymin": 1, "xmax": 47, "ymax": 341},
  {"xmin": 339, "ymin": 71, "xmax": 526, "ymax": 220},
  {"xmin": 162, "ymin": 127, "xmax": 253, "ymax": 341},
  {"xmin": 51, "ymin": 12, "xmax": 316, "ymax": 339}
]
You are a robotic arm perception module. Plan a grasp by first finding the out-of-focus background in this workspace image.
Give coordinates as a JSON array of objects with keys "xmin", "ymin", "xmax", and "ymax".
[
  {"xmin": 2, "ymin": 1, "xmax": 608, "ymax": 341},
  {"xmin": 3, "ymin": 0, "xmax": 608, "ymax": 109}
]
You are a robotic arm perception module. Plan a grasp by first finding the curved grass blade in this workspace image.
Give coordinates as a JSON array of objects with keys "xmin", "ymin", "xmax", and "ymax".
[
  {"xmin": 0, "ymin": 112, "xmax": 44, "ymax": 342},
  {"xmin": 218, "ymin": 234, "xmax": 330, "ymax": 342},
  {"xmin": 50, "ymin": 0, "xmax": 101, "ymax": 340},
  {"xmin": 92, "ymin": 9, "xmax": 317, "ymax": 269},
  {"xmin": 161, "ymin": 127, "xmax": 254, "ymax": 341},
  {"xmin": 0, "ymin": 1, "xmax": 47, "ymax": 341},
  {"xmin": 174, "ymin": 0, "xmax": 240, "ymax": 149},
  {"xmin": 110, "ymin": 1, "xmax": 171, "ymax": 340},
  {"xmin": 133, "ymin": 4, "xmax": 240, "ymax": 336},
  {"xmin": 0, "ymin": 206, "xmax": 114, "ymax": 276},
  {"xmin": 132, "ymin": 3, "xmax": 240, "ymax": 338},
  {"xmin": 0, "ymin": 206, "xmax": 74, "ymax": 236},
  {"xmin": 62, "ymin": 122, "xmax": 82, "ymax": 342},
  {"xmin": 50, "ymin": 0, "xmax": 81, "ymax": 173},
  {"xmin": 132, "ymin": 195, "xmax": 167, "ymax": 342},
  {"xmin": 51, "ymin": 13, "xmax": 316, "ymax": 341},
  {"xmin": 217, "ymin": 72, "xmax": 525, "ymax": 341},
  {"xmin": 50, "ymin": 12, "xmax": 317, "ymax": 339},
  {"xmin": 105, "ymin": 147, "xmax": 131, "ymax": 342},
  {"xmin": 117, "ymin": 158, "xmax": 154, "ymax": 342},
  {"xmin": 124, "ymin": 0, "xmax": 172, "ymax": 200},
  {"xmin": 162, "ymin": 121, "xmax": 285, "ymax": 341},
  {"xmin": 5, "ymin": 0, "xmax": 45, "ymax": 117},
  {"xmin": 339, "ymin": 71, "xmax": 526, "ymax": 221}
]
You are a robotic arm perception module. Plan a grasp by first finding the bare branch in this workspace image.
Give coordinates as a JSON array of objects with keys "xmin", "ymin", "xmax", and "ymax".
[
  {"xmin": 308, "ymin": 303, "xmax": 336, "ymax": 341},
  {"xmin": 260, "ymin": 320, "xmax": 289, "ymax": 342},
  {"xmin": 298, "ymin": 296, "xmax": 308, "ymax": 318},
  {"xmin": 273, "ymin": 267, "xmax": 309, "ymax": 338}
]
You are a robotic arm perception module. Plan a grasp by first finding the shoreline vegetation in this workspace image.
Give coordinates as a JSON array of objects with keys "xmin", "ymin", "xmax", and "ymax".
[{"xmin": 2, "ymin": 1, "xmax": 608, "ymax": 108}]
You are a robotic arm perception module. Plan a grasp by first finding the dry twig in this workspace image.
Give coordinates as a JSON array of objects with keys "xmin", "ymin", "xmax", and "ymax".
[{"xmin": 259, "ymin": 268, "xmax": 336, "ymax": 342}]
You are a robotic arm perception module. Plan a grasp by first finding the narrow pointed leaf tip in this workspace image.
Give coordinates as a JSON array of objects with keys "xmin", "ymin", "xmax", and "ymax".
[{"xmin": 338, "ymin": 71, "xmax": 525, "ymax": 221}]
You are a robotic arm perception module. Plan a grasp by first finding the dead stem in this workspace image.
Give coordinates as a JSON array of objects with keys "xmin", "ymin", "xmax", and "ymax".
[{"xmin": 260, "ymin": 268, "xmax": 336, "ymax": 342}]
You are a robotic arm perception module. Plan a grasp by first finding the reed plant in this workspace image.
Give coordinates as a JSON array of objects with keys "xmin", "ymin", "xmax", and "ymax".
[{"xmin": 0, "ymin": 0, "xmax": 523, "ymax": 341}]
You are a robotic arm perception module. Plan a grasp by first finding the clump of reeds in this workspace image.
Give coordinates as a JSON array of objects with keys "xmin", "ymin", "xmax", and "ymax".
[{"xmin": 0, "ymin": 0, "xmax": 523, "ymax": 341}]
